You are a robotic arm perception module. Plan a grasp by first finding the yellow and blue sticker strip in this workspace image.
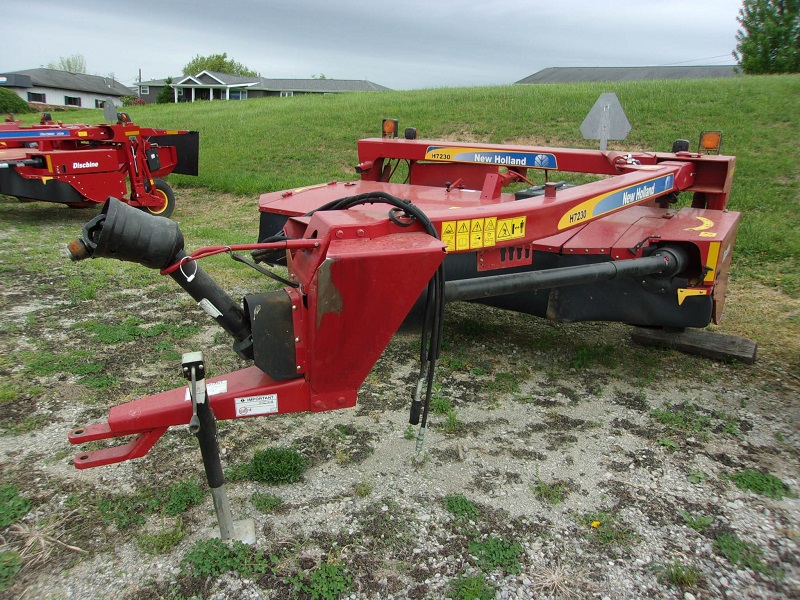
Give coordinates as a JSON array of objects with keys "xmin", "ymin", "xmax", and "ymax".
[
  {"xmin": 425, "ymin": 146, "xmax": 557, "ymax": 169},
  {"xmin": 557, "ymin": 173, "xmax": 675, "ymax": 230}
]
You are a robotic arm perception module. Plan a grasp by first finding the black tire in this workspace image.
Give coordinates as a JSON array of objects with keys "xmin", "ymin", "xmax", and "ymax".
[{"xmin": 144, "ymin": 178, "xmax": 176, "ymax": 218}]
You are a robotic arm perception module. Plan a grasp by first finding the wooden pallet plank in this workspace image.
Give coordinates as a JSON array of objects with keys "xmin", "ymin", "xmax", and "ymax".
[{"xmin": 630, "ymin": 327, "xmax": 757, "ymax": 364}]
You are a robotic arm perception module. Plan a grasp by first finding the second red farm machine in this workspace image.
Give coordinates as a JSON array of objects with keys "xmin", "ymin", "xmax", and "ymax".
[
  {"xmin": 0, "ymin": 111, "xmax": 198, "ymax": 217},
  {"xmin": 65, "ymin": 120, "xmax": 740, "ymax": 478}
]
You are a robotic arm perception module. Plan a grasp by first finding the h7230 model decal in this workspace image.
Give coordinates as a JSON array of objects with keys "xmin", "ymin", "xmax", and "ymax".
[
  {"xmin": 557, "ymin": 173, "xmax": 675, "ymax": 230},
  {"xmin": 425, "ymin": 146, "xmax": 557, "ymax": 169}
]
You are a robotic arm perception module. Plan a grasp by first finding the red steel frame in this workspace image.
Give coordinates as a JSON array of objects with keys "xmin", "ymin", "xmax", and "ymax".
[{"xmin": 69, "ymin": 135, "xmax": 740, "ymax": 468}]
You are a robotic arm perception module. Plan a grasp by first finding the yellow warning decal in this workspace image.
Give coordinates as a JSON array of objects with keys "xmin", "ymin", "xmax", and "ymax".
[
  {"xmin": 704, "ymin": 241, "xmax": 721, "ymax": 283},
  {"xmin": 496, "ymin": 216, "xmax": 527, "ymax": 242},
  {"xmin": 78, "ymin": 131, "xmax": 87, "ymax": 137},
  {"xmin": 45, "ymin": 155, "xmax": 53, "ymax": 172},
  {"xmin": 677, "ymin": 288, "xmax": 710, "ymax": 305},
  {"xmin": 441, "ymin": 221, "xmax": 456, "ymax": 251},
  {"xmin": 483, "ymin": 217, "xmax": 497, "ymax": 247},
  {"xmin": 456, "ymin": 220, "xmax": 471, "ymax": 251},
  {"xmin": 470, "ymin": 218, "xmax": 484, "ymax": 249},
  {"xmin": 441, "ymin": 216, "xmax": 502, "ymax": 251}
]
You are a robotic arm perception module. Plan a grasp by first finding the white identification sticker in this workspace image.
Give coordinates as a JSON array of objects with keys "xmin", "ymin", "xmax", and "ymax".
[
  {"xmin": 185, "ymin": 379, "xmax": 228, "ymax": 401},
  {"xmin": 198, "ymin": 298, "xmax": 223, "ymax": 318},
  {"xmin": 235, "ymin": 394, "xmax": 279, "ymax": 417}
]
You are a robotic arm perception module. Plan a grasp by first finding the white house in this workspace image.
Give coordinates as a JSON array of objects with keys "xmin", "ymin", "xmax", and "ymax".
[{"xmin": 0, "ymin": 68, "xmax": 133, "ymax": 108}]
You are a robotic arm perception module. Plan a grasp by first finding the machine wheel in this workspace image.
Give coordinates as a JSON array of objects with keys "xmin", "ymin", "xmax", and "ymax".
[{"xmin": 144, "ymin": 179, "xmax": 176, "ymax": 218}]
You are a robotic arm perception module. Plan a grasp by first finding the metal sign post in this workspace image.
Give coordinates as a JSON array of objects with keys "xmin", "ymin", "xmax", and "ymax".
[{"xmin": 580, "ymin": 92, "xmax": 631, "ymax": 150}]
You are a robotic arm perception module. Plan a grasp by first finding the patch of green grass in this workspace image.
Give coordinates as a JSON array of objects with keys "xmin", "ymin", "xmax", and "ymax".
[
  {"xmin": 136, "ymin": 519, "xmax": 186, "ymax": 554},
  {"xmin": 0, "ymin": 485, "xmax": 31, "ymax": 528},
  {"xmin": 353, "ymin": 480, "xmax": 373, "ymax": 498},
  {"xmin": 488, "ymin": 371, "xmax": 525, "ymax": 394},
  {"xmin": 98, "ymin": 496, "xmax": 146, "ymax": 529},
  {"xmin": 531, "ymin": 479, "xmax": 570, "ymax": 505},
  {"xmin": 2, "ymin": 413, "xmax": 50, "ymax": 434},
  {"xmin": 469, "ymin": 536, "xmax": 523, "ymax": 575},
  {"xmin": 96, "ymin": 478, "xmax": 205, "ymax": 529},
  {"xmin": 403, "ymin": 424, "xmax": 416, "ymax": 440},
  {"xmin": 0, "ymin": 551, "xmax": 22, "ymax": 592},
  {"xmin": 74, "ymin": 317, "xmax": 199, "ymax": 344},
  {"xmin": 571, "ymin": 342, "xmax": 617, "ymax": 369},
  {"xmin": 444, "ymin": 493, "xmax": 479, "ymax": 521},
  {"xmin": 714, "ymin": 532, "xmax": 769, "ymax": 573},
  {"xmin": 651, "ymin": 404, "xmax": 712, "ymax": 437},
  {"xmin": 249, "ymin": 447, "xmax": 307, "ymax": 484},
  {"xmin": 448, "ymin": 573, "xmax": 496, "ymax": 600},
  {"xmin": 678, "ymin": 509, "xmax": 714, "ymax": 531},
  {"xmin": 0, "ymin": 382, "xmax": 18, "ymax": 404},
  {"xmin": 581, "ymin": 512, "xmax": 636, "ymax": 548},
  {"xmin": 156, "ymin": 480, "xmax": 206, "ymax": 515},
  {"xmin": 80, "ymin": 373, "xmax": 118, "ymax": 390},
  {"xmin": 251, "ymin": 492, "xmax": 283, "ymax": 513},
  {"xmin": 22, "ymin": 349, "xmax": 103, "ymax": 378},
  {"xmin": 727, "ymin": 469, "xmax": 793, "ymax": 499},
  {"xmin": 656, "ymin": 560, "xmax": 702, "ymax": 589},
  {"xmin": 181, "ymin": 538, "xmax": 275, "ymax": 579},
  {"xmin": 289, "ymin": 560, "xmax": 353, "ymax": 600}
]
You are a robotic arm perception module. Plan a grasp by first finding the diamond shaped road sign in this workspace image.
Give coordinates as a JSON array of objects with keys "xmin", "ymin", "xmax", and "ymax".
[{"xmin": 580, "ymin": 92, "xmax": 631, "ymax": 150}]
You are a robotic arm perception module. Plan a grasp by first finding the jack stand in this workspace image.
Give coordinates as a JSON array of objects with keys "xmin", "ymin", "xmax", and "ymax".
[{"xmin": 183, "ymin": 351, "xmax": 256, "ymax": 544}]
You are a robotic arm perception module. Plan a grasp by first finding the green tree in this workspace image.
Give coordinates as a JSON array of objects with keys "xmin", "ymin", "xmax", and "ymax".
[
  {"xmin": 156, "ymin": 77, "xmax": 174, "ymax": 104},
  {"xmin": 47, "ymin": 53, "xmax": 87, "ymax": 73},
  {"xmin": 182, "ymin": 53, "xmax": 259, "ymax": 77},
  {"xmin": 733, "ymin": 0, "xmax": 800, "ymax": 73}
]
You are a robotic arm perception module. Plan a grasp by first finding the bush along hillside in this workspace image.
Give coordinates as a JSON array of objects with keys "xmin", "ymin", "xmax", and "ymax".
[{"xmin": 0, "ymin": 88, "xmax": 34, "ymax": 115}]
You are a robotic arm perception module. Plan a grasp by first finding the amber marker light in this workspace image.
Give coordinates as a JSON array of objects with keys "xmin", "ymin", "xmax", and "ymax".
[{"xmin": 699, "ymin": 131, "xmax": 722, "ymax": 155}]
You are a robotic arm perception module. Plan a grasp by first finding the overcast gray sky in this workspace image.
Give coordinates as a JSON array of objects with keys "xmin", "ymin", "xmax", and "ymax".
[{"xmin": 1, "ymin": 0, "xmax": 743, "ymax": 90}]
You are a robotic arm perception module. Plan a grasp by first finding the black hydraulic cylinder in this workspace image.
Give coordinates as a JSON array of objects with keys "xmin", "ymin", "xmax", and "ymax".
[{"xmin": 444, "ymin": 248, "xmax": 686, "ymax": 303}]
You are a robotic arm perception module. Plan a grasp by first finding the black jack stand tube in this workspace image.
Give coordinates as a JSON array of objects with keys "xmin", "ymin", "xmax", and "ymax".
[{"xmin": 183, "ymin": 351, "xmax": 235, "ymax": 540}]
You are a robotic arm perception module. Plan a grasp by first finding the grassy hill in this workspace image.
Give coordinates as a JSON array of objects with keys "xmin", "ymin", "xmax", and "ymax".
[{"xmin": 15, "ymin": 75, "xmax": 800, "ymax": 295}]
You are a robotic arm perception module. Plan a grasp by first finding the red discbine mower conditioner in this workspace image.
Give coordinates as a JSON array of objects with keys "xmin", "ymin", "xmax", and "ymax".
[
  {"xmin": 66, "ymin": 124, "xmax": 739, "ymax": 470},
  {"xmin": 1, "ymin": 112, "xmax": 198, "ymax": 218}
]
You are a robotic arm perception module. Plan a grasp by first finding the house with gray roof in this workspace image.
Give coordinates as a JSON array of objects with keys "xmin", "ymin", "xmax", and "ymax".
[
  {"xmin": 136, "ymin": 70, "xmax": 391, "ymax": 103},
  {"xmin": 0, "ymin": 68, "xmax": 133, "ymax": 108},
  {"xmin": 516, "ymin": 66, "xmax": 737, "ymax": 84}
]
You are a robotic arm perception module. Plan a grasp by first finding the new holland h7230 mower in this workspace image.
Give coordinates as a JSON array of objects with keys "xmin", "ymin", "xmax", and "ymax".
[{"xmin": 65, "ymin": 121, "xmax": 741, "ymax": 534}]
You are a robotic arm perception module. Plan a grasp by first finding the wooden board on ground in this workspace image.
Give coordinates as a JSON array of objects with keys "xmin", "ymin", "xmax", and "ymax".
[{"xmin": 631, "ymin": 327, "xmax": 758, "ymax": 364}]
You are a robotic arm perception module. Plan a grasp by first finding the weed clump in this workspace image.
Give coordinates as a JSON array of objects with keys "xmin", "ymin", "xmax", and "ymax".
[
  {"xmin": 181, "ymin": 538, "xmax": 274, "ymax": 578},
  {"xmin": 0, "ymin": 485, "xmax": 31, "ymax": 528},
  {"xmin": 444, "ymin": 493, "xmax": 479, "ymax": 521},
  {"xmin": 713, "ymin": 532, "xmax": 769, "ymax": 573},
  {"xmin": 289, "ymin": 560, "xmax": 353, "ymax": 599},
  {"xmin": 0, "ymin": 551, "xmax": 22, "ymax": 591},
  {"xmin": 468, "ymin": 536, "xmax": 523, "ymax": 575},
  {"xmin": 727, "ymin": 469, "xmax": 793, "ymax": 499},
  {"xmin": 448, "ymin": 573, "xmax": 495, "ymax": 600},
  {"xmin": 250, "ymin": 447, "xmax": 308, "ymax": 484}
]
